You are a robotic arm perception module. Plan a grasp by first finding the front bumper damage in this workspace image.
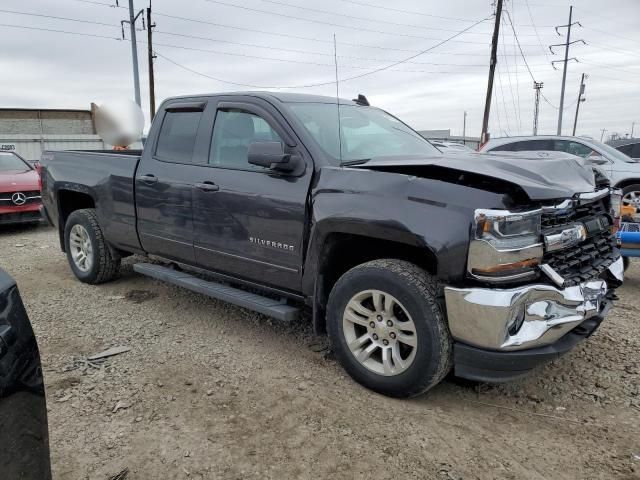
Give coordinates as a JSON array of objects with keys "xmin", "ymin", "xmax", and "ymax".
[{"xmin": 444, "ymin": 256, "xmax": 623, "ymax": 382}]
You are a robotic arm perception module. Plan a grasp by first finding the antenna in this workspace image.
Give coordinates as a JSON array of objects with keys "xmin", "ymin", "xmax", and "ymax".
[{"xmin": 333, "ymin": 33, "xmax": 343, "ymax": 163}]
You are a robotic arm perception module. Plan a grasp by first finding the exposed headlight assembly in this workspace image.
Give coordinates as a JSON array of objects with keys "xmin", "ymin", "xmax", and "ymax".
[{"xmin": 468, "ymin": 208, "xmax": 543, "ymax": 282}]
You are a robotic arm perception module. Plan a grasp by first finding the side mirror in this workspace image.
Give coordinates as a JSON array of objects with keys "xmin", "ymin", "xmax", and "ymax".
[
  {"xmin": 585, "ymin": 155, "xmax": 608, "ymax": 165},
  {"xmin": 248, "ymin": 141, "xmax": 300, "ymax": 172}
]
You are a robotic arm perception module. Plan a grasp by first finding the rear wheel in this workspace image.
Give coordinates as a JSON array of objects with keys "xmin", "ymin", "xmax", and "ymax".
[
  {"xmin": 326, "ymin": 259, "xmax": 452, "ymax": 398},
  {"xmin": 64, "ymin": 209, "xmax": 120, "ymax": 284}
]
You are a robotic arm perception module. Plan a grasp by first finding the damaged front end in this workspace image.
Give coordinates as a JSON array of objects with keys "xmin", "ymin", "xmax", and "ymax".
[{"xmin": 443, "ymin": 187, "xmax": 623, "ymax": 382}]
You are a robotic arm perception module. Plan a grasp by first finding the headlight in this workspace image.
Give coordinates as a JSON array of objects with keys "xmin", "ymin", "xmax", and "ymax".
[{"xmin": 468, "ymin": 209, "xmax": 543, "ymax": 282}]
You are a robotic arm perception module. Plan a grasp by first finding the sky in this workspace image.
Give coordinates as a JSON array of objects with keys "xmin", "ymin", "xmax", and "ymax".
[{"xmin": 1, "ymin": 0, "xmax": 638, "ymax": 141}]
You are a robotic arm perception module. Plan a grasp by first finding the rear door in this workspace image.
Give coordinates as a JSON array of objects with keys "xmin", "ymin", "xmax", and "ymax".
[
  {"xmin": 191, "ymin": 97, "xmax": 313, "ymax": 291},
  {"xmin": 135, "ymin": 99, "xmax": 210, "ymax": 263}
]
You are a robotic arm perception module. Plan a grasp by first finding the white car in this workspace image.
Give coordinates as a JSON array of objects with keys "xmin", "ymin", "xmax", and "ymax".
[
  {"xmin": 429, "ymin": 140, "xmax": 475, "ymax": 153},
  {"xmin": 480, "ymin": 135, "xmax": 640, "ymax": 209}
]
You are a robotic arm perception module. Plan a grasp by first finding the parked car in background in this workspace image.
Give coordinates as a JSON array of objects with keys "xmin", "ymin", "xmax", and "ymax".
[
  {"xmin": 0, "ymin": 268, "xmax": 51, "ymax": 479},
  {"xmin": 0, "ymin": 151, "xmax": 42, "ymax": 225},
  {"xmin": 607, "ymin": 138, "xmax": 640, "ymax": 162},
  {"xmin": 480, "ymin": 135, "xmax": 640, "ymax": 210},
  {"xmin": 429, "ymin": 140, "xmax": 474, "ymax": 153}
]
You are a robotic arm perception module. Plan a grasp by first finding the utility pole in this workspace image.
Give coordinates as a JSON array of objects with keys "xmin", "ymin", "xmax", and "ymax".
[
  {"xmin": 533, "ymin": 81, "xmax": 543, "ymax": 136},
  {"xmin": 480, "ymin": 0, "xmax": 503, "ymax": 146},
  {"xmin": 550, "ymin": 6, "xmax": 584, "ymax": 135},
  {"xmin": 632, "ymin": 122, "xmax": 636, "ymax": 138},
  {"xmin": 572, "ymin": 73, "xmax": 587, "ymax": 136},
  {"xmin": 600, "ymin": 128, "xmax": 607, "ymax": 142},
  {"xmin": 462, "ymin": 111, "xmax": 467, "ymax": 145},
  {"xmin": 146, "ymin": 4, "xmax": 156, "ymax": 120},
  {"xmin": 121, "ymin": 0, "xmax": 145, "ymax": 106}
]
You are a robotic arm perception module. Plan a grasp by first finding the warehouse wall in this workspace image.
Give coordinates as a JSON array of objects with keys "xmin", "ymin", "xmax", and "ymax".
[{"xmin": 0, "ymin": 109, "xmax": 95, "ymax": 135}]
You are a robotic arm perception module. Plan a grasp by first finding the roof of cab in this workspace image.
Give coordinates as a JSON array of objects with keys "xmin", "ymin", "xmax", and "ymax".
[{"xmin": 166, "ymin": 91, "xmax": 358, "ymax": 105}]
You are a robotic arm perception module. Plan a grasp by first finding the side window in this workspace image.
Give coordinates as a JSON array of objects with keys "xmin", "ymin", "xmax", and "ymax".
[
  {"xmin": 155, "ymin": 111, "xmax": 203, "ymax": 163},
  {"xmin": 632, "ymin": 143, "xmax": 640, "ymax": 159},
  {"xmin": 617, "ymin": 144, "xmax": 633, "ymax": 156},
  {"xmin": 209, "ymin": 109, "xmax": 283, "ymax": 170},
  {"xmin": 490, "ymin": 142, "xmax": 520, "ymax": 152},
  {"xmin": 555, "ymin": 140, "xmax": 595, "ymax": 158},
  {"xmin": 516, "ymin": 140, "xmax": 553, "ymax": 151}
]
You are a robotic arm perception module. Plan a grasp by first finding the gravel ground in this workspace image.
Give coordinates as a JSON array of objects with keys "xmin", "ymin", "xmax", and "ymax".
[{"xmin": 2, "ymin": 224, "xmax": 639, "ymax": 480}]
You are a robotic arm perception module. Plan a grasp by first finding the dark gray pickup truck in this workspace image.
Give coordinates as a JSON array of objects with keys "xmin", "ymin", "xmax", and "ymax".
[{"xmin": 40, "ymin": 92, "xmax": 624, "ymax": 397}]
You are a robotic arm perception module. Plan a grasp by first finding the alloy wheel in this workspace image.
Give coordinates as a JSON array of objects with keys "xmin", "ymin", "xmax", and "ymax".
[
  {"xmin": 69, "ymin": 224, "xmax": 93, "ymax": 272},
  {"xmin": 342, "ymin": 289, "xmax": 418, "ymax": 376}
]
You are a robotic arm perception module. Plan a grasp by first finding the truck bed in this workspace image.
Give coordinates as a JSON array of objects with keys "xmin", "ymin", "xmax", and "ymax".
[{"xmin": 40, "ymin": 149, "xmax": 143, "ymax": 253}]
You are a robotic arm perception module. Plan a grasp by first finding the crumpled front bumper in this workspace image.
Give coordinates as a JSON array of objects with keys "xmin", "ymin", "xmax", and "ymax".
[{"xmin": 444, "ymin": 256, "xmax": 623, "ymax": 352}]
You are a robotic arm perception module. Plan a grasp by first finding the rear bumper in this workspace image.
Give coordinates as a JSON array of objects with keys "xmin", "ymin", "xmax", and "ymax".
[{"xmin": 453, "ymin": 302, "xmax": 610, "ymax": 382}]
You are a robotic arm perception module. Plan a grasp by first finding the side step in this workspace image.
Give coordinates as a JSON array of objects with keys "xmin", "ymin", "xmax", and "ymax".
[{"xmin": 133, "ymin": 263, "xmax": 300, "ymax": 322}]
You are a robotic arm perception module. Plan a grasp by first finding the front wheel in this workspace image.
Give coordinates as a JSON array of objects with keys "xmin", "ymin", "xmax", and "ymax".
[
  {"xmin": 622, "ymin": 184, "xmax": 640, "ymax": 212},
  {"xmin": 64, "ymin": 209, "xmax": 120, "ymax": 284},
  {"xmin": 326, "ymin": 259, "xmax": 452, "ymax": 398}
]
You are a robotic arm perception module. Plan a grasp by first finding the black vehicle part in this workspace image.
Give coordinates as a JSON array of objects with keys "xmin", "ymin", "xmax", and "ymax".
[
  {"xmin": 0, "ymin": 269, "xmax": 52, "ymax": 480},
  {"xmin": 133, "ymin": 263, "xmax": 300, "ymax": 322},
  {"xmin": 326, "ymin": 259, "xmax": 452, "ymax": 398},
  {"xmin": 454, "ymin": 301, "xmax": 610, "ymax": 382},
  {"xmin": 64, "ymin": 208, "xmax": 120, "ymax": 284}
]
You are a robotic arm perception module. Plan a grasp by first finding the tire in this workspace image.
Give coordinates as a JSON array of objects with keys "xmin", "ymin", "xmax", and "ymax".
[
  {"xmin": 623, "ymin": 257, "xmax": 631, "ymax": 272},
  {"xmin": 621, "ymin": 184, "xmax": 640, "ymax": 211},
  {"xmin": 326, "ymin": 259, "xmax": 452, "ymax": 398},
  {"xmin": 64, "ymin": 208, "xmax": 120, "ymax": 284}
]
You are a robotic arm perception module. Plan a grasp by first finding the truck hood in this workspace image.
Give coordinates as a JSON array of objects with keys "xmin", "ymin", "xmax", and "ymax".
[
  {"xmin": 0, "ymin": 169, "xmax": 39, "ymax": 193},
  {"xmin": 349, "ymin": 152, "xmax": 596, "ymax": 201}
]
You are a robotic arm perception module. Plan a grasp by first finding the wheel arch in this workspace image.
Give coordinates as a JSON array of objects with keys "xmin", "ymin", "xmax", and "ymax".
[
  {"xmin": 56, "ymin": 188, "xmax": 96, "ymax": 252},
  {"xmin": 306, "ymin": 229, "xmax": 438, "ymax": 335},
  {"xmin": 614, "ymin": 178, "xmax": 640, "ymax": 190}
]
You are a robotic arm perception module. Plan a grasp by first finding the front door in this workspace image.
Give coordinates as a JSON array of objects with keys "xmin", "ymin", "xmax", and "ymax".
[
  {"xmin": 192, "ymin": 100, "xmax": 312, "ymax": 291},
  {"xmin": 135, "ymin": 102, "xmax": 209, "ymax": 263}
]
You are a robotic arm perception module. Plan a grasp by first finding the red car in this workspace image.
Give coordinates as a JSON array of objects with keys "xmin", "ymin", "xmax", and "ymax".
[{"xmin": 0, "ymin": 151, "xmax": 42, "ymax": 225}]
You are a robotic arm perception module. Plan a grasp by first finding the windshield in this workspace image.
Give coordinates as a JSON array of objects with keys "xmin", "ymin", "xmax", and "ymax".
[
  {"xmin": 0, "ymin": 153, "xmax": 30, "ymax": 172},
  {"xmin": 288, "ymin": 103, "xmax": 439, "ymax": 163},
  {"xmin": 594, "ymin": 141, "xmax": 637, "ymax": 163}
]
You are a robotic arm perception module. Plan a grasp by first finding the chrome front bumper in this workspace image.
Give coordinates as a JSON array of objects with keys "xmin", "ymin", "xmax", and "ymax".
[{"xmin": 444, "ymin": 257, "xmax": 622, "ymax": 351}]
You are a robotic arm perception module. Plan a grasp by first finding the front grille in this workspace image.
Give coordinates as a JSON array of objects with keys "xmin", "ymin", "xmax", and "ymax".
[
  {"xmin": 0, "ymin": 190, "xmax": 41, "ymax": 206},
  {"xmin": 0, "ymin": 210, "xmax": 42, "ymax": 225},
  {"xmin": 541, "ymin": 198, "xmax": 617, "ymax": 286}
]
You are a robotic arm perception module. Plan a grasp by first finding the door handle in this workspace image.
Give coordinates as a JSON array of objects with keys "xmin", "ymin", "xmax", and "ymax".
[
  {"xmin": 195, "ymin": 181, "xmax": 220, "ymax": 192},
  {"xmin": 139, "ymin": 174, "xmax": 158, "ymax": 185}
]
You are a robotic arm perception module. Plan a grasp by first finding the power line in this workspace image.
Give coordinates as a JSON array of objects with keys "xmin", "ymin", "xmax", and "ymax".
[
  {"xmin": 153, "ymin": 29, "xmax": 510, "ymax": 67},
  {"xmin": 0, "ymin": 22, "xmax": 121, "ymax": 40},
  {"xmin": 340, "ymin": 0, "xmax": 484, "ymax": 23},
  {"xmin": 500, "ymin": 15, "xmax": 521, "ymax": 134},
  {"xmin": 0, "ymin": 7, "xmax": 119, "ymax": 28},
  {"xmin": 523, "ymin": 0, "xmax": 553, "ymax": 64},
  {"xmin": 203, "ymin": 0, "xmax": 493, "ymax": 43},
  {"xmin": 582, "ymin": 26, "xmax": 640, "ymax": 46},
  {"xmin": 155, "ymin": 14, "xmax": 491, "ymax": 89},
  {"xmin": 255, "ymin": 0, "xmax": 494, "ymax": 35},
  {"xmin": 70, "ymin": 0, "xmax": 125, "ymax": 7}
]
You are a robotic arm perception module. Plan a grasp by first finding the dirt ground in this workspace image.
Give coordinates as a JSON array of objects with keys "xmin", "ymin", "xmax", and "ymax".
[{"xmin": 1, "ymin": 223, "xmax": 639, "ymax": 480}]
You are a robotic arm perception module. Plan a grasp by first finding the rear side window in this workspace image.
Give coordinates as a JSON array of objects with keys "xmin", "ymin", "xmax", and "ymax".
[
  {"xmin": 491, "ymin": 140, "xmax": 553, "ymax": 152},
  {"xmin": 155, "ymin": 111, "xmax": 203, "ymax": 163},
  {"xmin": 617, "ymin": 144, "xmax": 633, "ymax": 156},
  {"xmin": 633, "ymin": 144, "xmax": 640, "ymax": 158}
]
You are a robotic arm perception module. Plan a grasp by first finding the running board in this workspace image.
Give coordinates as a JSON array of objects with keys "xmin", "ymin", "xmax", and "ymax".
[{"xmin": 133, "ymin": 263, "xmax": 300, "ymax": 322}]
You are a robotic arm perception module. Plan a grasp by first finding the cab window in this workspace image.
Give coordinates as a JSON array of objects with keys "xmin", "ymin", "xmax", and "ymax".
[
  {"xmin": 155, "ymin": 110, "xmax": 203, "ymax": 163},
  {"xmin": 209, "ymin": 109, "xmax": 283, "ymax": 170}
]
